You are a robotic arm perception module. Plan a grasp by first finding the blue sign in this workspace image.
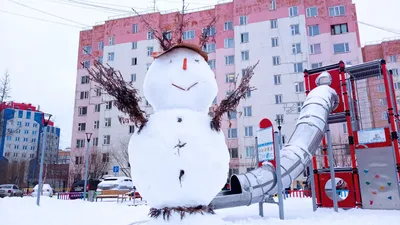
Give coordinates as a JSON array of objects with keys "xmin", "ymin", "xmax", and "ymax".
[{"xmin": 113, "ymin": 166, "xmax": 119, "ymax": 173}]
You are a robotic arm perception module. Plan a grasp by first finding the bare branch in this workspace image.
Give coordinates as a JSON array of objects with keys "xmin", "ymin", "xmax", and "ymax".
[
  {"xmin": 0, "ymin": 70, "xmax": 11, "ymax": 102},
  {"xmin": 198, "ymin": 17, "xmax": 217, "ymax": 47},
  {"xmin": 211, "ymin": 61, "xmax": 259, "ymax": 131}
]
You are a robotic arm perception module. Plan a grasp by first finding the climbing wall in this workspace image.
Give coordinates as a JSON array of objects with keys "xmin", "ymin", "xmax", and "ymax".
[{"xmin": 356, "ymin": 146, "xmax": 400, "ymax": 209}]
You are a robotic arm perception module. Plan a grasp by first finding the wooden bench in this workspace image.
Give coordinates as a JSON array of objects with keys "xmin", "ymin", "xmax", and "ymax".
[{"xmin": 95, "ymin": 190, "xmax": 127, "ymax": 202}]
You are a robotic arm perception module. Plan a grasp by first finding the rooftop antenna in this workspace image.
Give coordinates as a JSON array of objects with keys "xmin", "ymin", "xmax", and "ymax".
[
  {"xmin": 182, "ymin": 0, "xmax": 185, "ymax": 14},
  {"xmin": 153, "ymin": 0, "xmax": 156, "ymax": 12}
]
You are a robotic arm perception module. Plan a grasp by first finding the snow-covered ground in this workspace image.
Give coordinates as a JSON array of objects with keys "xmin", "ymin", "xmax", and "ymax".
[{"xmin": 1, "ymin": 197, "xmax": 398, "ymax": 225}]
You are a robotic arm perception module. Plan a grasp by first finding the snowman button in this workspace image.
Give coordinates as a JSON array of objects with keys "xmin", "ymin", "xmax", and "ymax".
[{"xmin": 177, "ymin": 117, "xmax": 182, "ymax": 123}]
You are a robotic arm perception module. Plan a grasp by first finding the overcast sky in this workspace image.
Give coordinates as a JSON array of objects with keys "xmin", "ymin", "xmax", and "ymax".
[{"xmin": 1, "ymin": 0, "xmax": 399, "ymax": 149}]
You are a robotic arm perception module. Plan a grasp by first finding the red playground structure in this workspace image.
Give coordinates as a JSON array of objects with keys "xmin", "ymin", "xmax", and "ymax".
[{"xmin": 304, "ymin": 60, "xmax": 400, "ymax": 210}]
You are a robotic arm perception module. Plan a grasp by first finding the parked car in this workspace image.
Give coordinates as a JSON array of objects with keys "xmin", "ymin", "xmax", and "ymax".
[
  {"xmin": 31, "ymin": 184, "xmax": 53, "ymax": 197},
  {"xmin": 96, "ymin": 176, "xmax": 134, "ymax": 192},
  {"xmin": 69, "ymin": 179, "xmax": 101, "ymax": 199},
  {"xmin": 0, "ymin": 184, "xmax": 24, "ymax": 198}
]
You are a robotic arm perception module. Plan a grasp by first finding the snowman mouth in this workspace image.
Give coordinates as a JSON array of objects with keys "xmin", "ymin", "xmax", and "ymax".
[{"xmin": 171, "ymin": 82, "xmax": 198, "ymax": 91}]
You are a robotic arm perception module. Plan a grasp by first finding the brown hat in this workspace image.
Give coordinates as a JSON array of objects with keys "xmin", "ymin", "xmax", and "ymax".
[{"xmin": 152, "ymin": 43, "xmax": 208, "ymax": 61}]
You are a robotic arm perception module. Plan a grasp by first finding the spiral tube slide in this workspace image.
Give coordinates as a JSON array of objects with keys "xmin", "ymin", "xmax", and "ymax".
[{"xmin": 210, "ymin": 84, "xmax": 339, "ymax": 209}]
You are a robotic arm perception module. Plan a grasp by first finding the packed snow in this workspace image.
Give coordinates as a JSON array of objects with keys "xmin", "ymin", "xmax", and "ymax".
[{"xmin": 1, "ymin": 197, "xmax": 399, "ymax": 225}]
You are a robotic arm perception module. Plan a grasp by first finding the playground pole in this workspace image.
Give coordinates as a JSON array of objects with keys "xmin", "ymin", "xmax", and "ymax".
[
  {"xmin": 326, "ymin": 128, "xmax": 339, "ymax": 212},
  {"xmin": 274, "ymin": 131, "xmax": 285, "ymax": 220},
  {"xmin": 255, "ymin": 137, "xmax": 264, "ymax": 217},
  {"xmin": 308, "ymin": 163, "xmax": 318, "ymax": 212}
]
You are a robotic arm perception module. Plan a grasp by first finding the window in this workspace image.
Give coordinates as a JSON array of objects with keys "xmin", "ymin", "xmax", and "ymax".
[
  {"xmin": 274, "ymin": 75, "xmax": 281, "ymax": 85},
  {"xmin": 294, "ymin": 63, "xmax": 303, "ymax": 73},
  {"xmin": 108, "ymin": 36, "xmax": 115, "ymax": 46},
  {"xmin": 224, "ymin": 38, "xmax": 234, "ymax": 48},
  {"xmin": 228, "ymin": 128, "xmax": 238, "ymax": 139},
  {"xmin": 146, "ymin": 63, "xmax": 151, "ymax": 71},
  {"xmin": 94, "ymin": 120, "xmax": 99, "ymax": 129},
  {"xmin": 202, "ymin": 26, "xmax": 216, "ymax": 36},
  {"xmin": 129, "ymin": 125, "xmax": 135, "ymax": 134},
  {"xmin": 225, "ymin": 55, "xmax": 235, "ymax": 65},
  {"xmin": 246, "ymin": 89, "xmax": 252, "ymax": 98},
  {"xmin": 24, "ymin": 130, "xmax": 28, "ymax": 134},
  {"xmin": 17, "ymin": 111, "xmax": 23, "ymax": 118},
  {"xmin": 26, "ymin": 111, "xmax": 31, "ymax": 119},
  {"xmin": 331, "ymin": 23, "xmax": 348, "ymax": 35},
  {"xmin": 271, "ymin": 37, "xmax": 278, "ymax": 47},
  {"xmin": 342, "ymin": 123, "xmax": 348, "ymax": 133},
  {"xmin": 291, "ymin": 24, "xmax": 300, "ymax": 35},
  {"xmin": 228, "ymin": 111, "xmax": 237, "ymax": 119},
  {"xmin": 229, "ymin": 148, "xmax": 238, "ymax": 158},
  {"xmin": 295, "ymin": 81, "xmax": 305, "ymax": 93},
  {"xmin": 76, "ymin": 139, "xmax": 85, "ymax": 148},
  {"xmin": 382, "ymin": 112, "xmax": 388, "ymax": 120},
  {"xmin": 276, "ymin": 114, "xmax": 284, "ymax": 124},
  {"xmin": 82, "ymin": 61, "xmax": 90, "ymax": 68},
  {"xmin": 25, "ymin": 122, "xmax": 30, "ymax": 126},
  {"xmin": 105, "ymin": 101, "xmax": 112, "ymax": 110},
  {"xmin": 241, "ymin": 50, "xmax": 249, "ymax": 61},
  {"xmin": 389, "ymin": 55, "xmax": 397, "ymax": 63},
  {"xmin": 105, "ymin": 118, "xmax": 111, "ymax": 127},
  {"xmin": 163, "ymin": 31, "xmax": 172, "ymax": 40},
  {"xmin": 103, "ymin": 135, "xmax": 111, "ymax": 145},
  {"xmin": 333, "ymin": 43, "xmax": 350, "ymax": 54},
  {"xmin": 107, "ymin": 52, "xmax": 115, "ymax": 61},
  {"xmin": 239, "ymin": 16, "xmax": 248, "ymax": 25},
  {"xmin": 208, "ymin": 60, "xmax": 216, "ymax": 69},
  {"xmin": 241, "ymin": 69, "xmax": 247, "ymax": 77},
  {"xmin": 270, "ymin": 56, "xmax": 280, "ymax": 66},
  {"xmin": 79, "ymin": 91, "xmax": 89, "ymax": 99},
  {"xmin": 270, "ymin": 19, "xmax": 277, "ymax": 29},
  {"xmin": 377, "ymin": 84, "xmax": 385, "ymax": 92},
  {"xmin": 275, "ymin": 94, "xmax": 282, "ymax": 104},
  {"xmin": 147, "ymin": 31, "xmax": 154, "ymax": 40},
  {"xmin": 94, "ymin": 104, "xmax": 100, "ymax": 112},
  {"xmin": 98, "ymin": 57, "xmax": 103, "ymax": 64},
  {"xmin": 226, "ymin": 73, "xmax": 236, "ymax": 83},
  {"xmin": 132, "ymin": 42, "xmax": 137, "ymax": 49},
  {"xmin": 297, "ymin": 102, "xmax": 304, "ymax": 113},
  {"xmin": 92, "ymin": 137, "xmax": 98, "ymax": 147},
  {"xmin": 329, "ymin": 5, "xmax": 345, "ymax": 17},
  {"xmin": 289, "ymin": 6, "xmax": 299, "ymax": 17},
  {"xmin": 147, "ymin": 46, "xmax": 154, "ymax": 56},
  {"xmin": 203, "ymin": 43, "xmax": 216, "ymax": 53},
  {"xmin": 380, "ymin": 98, "xmax": 387, "ymax": 106},
  {"xmin": 182, "ymin": 30, "xmax": 195, "ymax": 40},
  {"xmin": 306, "ymin": 6, "xmax": 318, "ymax": 17},
  {"xmin": 245, "ymin": 126, "xmax": 253, "ymax": 137},
  {"xmin": 245, "ymin": 146, "xmax": 255, "ymax": 157},
  {"xmin": 308, "ymin": 25, "xmax": 320, "ymax": 36},
  {"xmin": 212, "ymin": 97, "xmax": 217, "ymax": 105},
  {"xmin": 243, "ymin": 106, "xmax": 253, "ymax": 117},
  {"xmin": 23, "ymin": 137, "xmax": 28, "ymax": 142},
  {"xmin": 78, "ymin": 106, "xmax": 87, "ymax": 116},
  {"xmin": 392, "ymin": 69, "xmax": 399, "ymax": 75},
  {"xmin": 240, "ymin": 32, "xmax": 249, "ymax": 43},
  {"xmin": 311, "ymin": 62, "xmax": 323, "ymax": 69},
  {"xmin": 102, "ymin": 153, "xmax": 109, "ymax": 163},
  {"xmin": 131, "ymin": 73, "xmax": 136, "ymax": 82},
  {"xmin": 224, "ymin": 21, "xmax": 233, "ymax": 30},
  {"xmin": 78, "ymin": 123, "xmax": 86, "ymax": 131},
  {"xmin": 98, "ymin": 41, "xmax": 104, "ymax": 50},
  {"xmin": 132, "ymin": 57, "xmax": 137, "ymax": 65},
  {"xmin": 95, "ymin": 88, "xmax": 101, "ymax": 97},
  {"xmin": 270, "ymin": 0, "xmax": 276, "ymax": 10},
  {"xmin": 310, "ymin": 43, "xmax": 321, "ymax": 54},
  {"xmin": 15, "ymin": 137, "xmax": 20, "ymax": 141},
  {"xmin": 31, "ymin": 138, "xmax": 36, "ymax": 143},
  {"xmin": 83, "ymin": 46, "xmax": 92, "ymax": 54},
  {"xmin": 81, "ymin": 76, "xmax": 89, "ymax": 84},
  {"xmin": 132, "ymin": 24, "xmax": 138, "ymax": 33},
  {"xmin": 292, "ymin": 43, "xmax": 301, "ymax": 54}
]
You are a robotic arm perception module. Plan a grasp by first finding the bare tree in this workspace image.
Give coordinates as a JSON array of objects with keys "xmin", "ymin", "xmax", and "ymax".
[
  {"xmin": 89, "ymin": 151, "xmax": 110, "ymax": 179},
  {"xmin": 0, "ymin": 70, "xmax": 12, "ymax": 136},
  {"xmin": 110, "ymin": 137, "xmax": 131, "ymax": 177},
  {"xmin": 69, "ymin": 149, "xmax": 85, "ymax": 183}
]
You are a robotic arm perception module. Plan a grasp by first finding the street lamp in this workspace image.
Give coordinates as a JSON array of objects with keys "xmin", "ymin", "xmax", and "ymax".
[
  {"xmin": 36, "ymin": 113, "xmax": 52, "ymax": 206},
  {"xmin": 275, "ymin": 114, "xmax": 284, "ymax": 148},
  {"xmin": 83, "ymin": 132, "xmax": 93, "ymax": 201}
]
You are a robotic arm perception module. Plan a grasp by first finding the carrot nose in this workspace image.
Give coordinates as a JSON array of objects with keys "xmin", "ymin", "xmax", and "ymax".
[{"xmin": 183, "ymin": 58, "xmax": 187, "ymax": 70}]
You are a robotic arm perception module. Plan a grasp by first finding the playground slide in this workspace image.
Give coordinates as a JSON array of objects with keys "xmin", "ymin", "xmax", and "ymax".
[{"xmin": 210, "ymin": 82, "xmax": 340, "ymax": 209}]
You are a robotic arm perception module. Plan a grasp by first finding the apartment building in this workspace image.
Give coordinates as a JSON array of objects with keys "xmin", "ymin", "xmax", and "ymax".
[
  {"xmin": 72, "ymin": 0, "xmax": 363, "ymax": 176},
  {"xmin": 362, "ymin": 38, "xmax": 400, "ymax": 128}
]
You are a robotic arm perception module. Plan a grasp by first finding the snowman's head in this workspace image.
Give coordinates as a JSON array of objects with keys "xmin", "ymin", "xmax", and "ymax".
[{"xmin": 143, "ymin": 45, "xmax": 217, "ymax": 112}]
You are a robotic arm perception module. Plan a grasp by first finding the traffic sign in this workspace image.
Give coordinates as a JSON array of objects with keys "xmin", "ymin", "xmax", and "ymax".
[{"xmin": 113, "ymin": 166, "xmax": 119, "ymax": 173}]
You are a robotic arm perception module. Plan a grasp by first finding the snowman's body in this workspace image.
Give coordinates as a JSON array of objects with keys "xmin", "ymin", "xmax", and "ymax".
[{"xmin": 128, "ymin": 47, "xmax": 230, "ymax": 209}]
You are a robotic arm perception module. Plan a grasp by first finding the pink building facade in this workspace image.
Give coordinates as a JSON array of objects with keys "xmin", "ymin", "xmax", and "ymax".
[{"xmin": 71, "ymin": 0, "xmax": 363, "ymax": 177}]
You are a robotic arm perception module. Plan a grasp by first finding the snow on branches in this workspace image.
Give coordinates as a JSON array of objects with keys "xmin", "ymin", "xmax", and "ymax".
[
  {"xmin": 149, "ymin": 205, "xmax": 215, "ymax": 221},
  {"xmin": 210, "ymin": 61, "xmax": 259, "ymax": 131},
  {"xmin": 84, "ymin": 60, "xmax": 148, "ymax": 131}
]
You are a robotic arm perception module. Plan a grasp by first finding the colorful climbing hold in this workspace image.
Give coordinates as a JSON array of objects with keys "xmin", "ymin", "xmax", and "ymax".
[
  {"xmin": 380, "ymin": 186, "xmax": 385, "ymax": 191},
  {"xmin": 372, "ymin": 191, "xmax": 377, "ymax": 195},
  {"xmin": 388, "ymin": 196, "xmax": 392, "ymax": 200},
  {"xmin": 369, "ymin": 200, "xmax": 374, "ymax": 205},
  {"xmin": 375, "ymin": 174, "xmax": 380, "ymax": 179},
  {"xmin": 365, "ymin": 181, "xmax": 371, "ymax": 185},
  {"xmin": 364, "ymin": 169, "xmax": 369, "ymax": 173},
  {"xmin": 387, "ymin": 182, "xmax": 392, "ymax": 186}
]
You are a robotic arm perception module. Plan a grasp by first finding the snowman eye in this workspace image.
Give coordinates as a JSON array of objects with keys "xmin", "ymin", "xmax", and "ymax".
[
  {"xmin": 194, "ymin": 59, "xmax": 200, "ymax": 63},
  {"xmin": 169, "ymin": 60, "xmax": 172, "ymax": 63}
]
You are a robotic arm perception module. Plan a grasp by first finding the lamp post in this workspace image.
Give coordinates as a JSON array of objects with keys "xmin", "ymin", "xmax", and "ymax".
[
  {"xmin": 36, "ymin": 113, "xmax": 52, "ymax": 206},
  {"xmin": 83, "ymin": 132, "xmax": 93, "ymax": 201},
  {"xmin": 275, "ymin": 114, "xmax": 284, "ymax": 148}
]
